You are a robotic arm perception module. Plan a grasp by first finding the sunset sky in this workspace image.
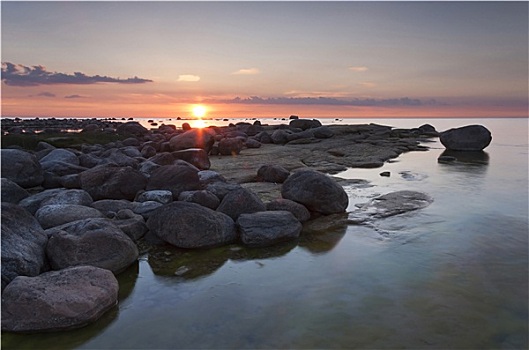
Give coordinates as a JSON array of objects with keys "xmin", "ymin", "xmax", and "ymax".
[{"xmin": 1, "ymin": 1, "xmax": 528, "ymax": 119}]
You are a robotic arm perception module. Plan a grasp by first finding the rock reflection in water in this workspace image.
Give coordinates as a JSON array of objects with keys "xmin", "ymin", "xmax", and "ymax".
[
  {"xmin": 438, "ymin": 149, "xmax": 490, "ymax": 165},
  {"xmin": 298, "ymin": 213, "xmax": 348, "ymax": 254}
]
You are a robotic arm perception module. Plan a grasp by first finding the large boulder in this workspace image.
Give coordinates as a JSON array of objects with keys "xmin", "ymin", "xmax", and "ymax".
[
  {"xmin": 218, "ymin": 138, "xmax": 244, "ymax": 155},
  {"xmin": 35, "ymin": 204, "xmax": 105, "ymax": 229},
  {"xmin": 281, "ymin": 169, "xmax": 348, "ymax": 215},
  {"xmin": 178, "ymin": 190, "xmax": 220, "ymax": 210},
  {"xmin": 147, "ymin": 201, "xmax": 237, "ymax": 248},
  {"xmin": 45, "ymin": 218, "xmax": 138, "ymax": 274},
  {"xmin": 1, "ymin": 266, "xmax": 118, "ymax": 332},
  {"xmin": 1, "ymin": 178, "xmax": 30, "ymax": 204},
  {"xmin": 146, "ymin": 164, "xmax": 201, "ymax": 199},
  {"xmin": 216, "ymin": 188, "xmax": 266, "ymax": 220},
  {"xmin": 1, "ymin": 149, "xmax": 44, "ymax": 188},
  {"xmin": 440, "ymin": 125, "xmax": 492, "ymax": 151},
  {"xmin": 80, "ymin": 164, "xmax": 147, "ymax": 201},
  {"xmin": 1, "ymin": 203, "xmax": 48, "ymax": 291},
  {"xmin": 289, "ymin": 119, "xmax": 322, "ymax": 130},
  {"xmin": 39, "ymin": 149, "xmax": 79, "ymax": 167},
  {"xmin": 116, "ymin": 121, "xmax": 149, "ymax": 136},
  {"xmin": 237, "ymin": 211, "xmax": 302, "ymax": 247},
  {"xmin": 135, "ymin": 190, "xmax": 173, "ymax": 204},
  {"xmin": 18, "ymin": 188, "xmax": 65, "ymax": 215},
  {"xmin": 39, "ymin": 188, "xmax": 93, "ymax": 207},
  {"xmin": 169, "ymin": 129, "xmax": 216, "ymax": 153}
]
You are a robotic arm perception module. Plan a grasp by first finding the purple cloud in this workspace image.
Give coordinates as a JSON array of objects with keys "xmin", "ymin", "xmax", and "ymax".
[
  {"xmin": 64, "ymin": 94, "xmax": 86, "ymax": 99},
  {"xmin": 29, "ymin": 91, "xmax": 56, "ymax": 97},
  {"xmin": 1, "ymin": 62, "xmax": 153, "ymax": 87},
  {"xmin": 219, "ymin": 96, "xmax": 444, "ymax": 107}
]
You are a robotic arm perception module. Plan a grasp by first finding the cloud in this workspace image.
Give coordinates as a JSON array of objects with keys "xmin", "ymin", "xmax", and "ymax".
[
  {"xmin": 64, "ymin": 94, "xmax": 86, "ymax": 99},
  {"xmin": 177, "ymin": 75, "xmax": 200, "ymax": 82},
  {"xmin": 349, "ymin": 66, "xmax": 369, "ymax": 72},
  {"xmin": 232, "ymin": 68, "xmax": 260, "ymax": 75},
  {"xmin": 217, "ymin": 96, "xmax": 443, "ymax": 107},
  {"xmin": 1, "ymin": 62, "xmax": 153, "ymax": 87},
  {"xmin": 359, "ymin": 82, "xmax": 376, "ymax": 88},
  {"xmin": 29, "ymin": 91, "xmax": 56, "ymax": 97}
]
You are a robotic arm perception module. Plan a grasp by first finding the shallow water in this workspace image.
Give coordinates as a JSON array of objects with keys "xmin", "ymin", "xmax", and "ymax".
[{"xmin": 2, "ymin": 118, "xmax": 528, "ymax": 349}]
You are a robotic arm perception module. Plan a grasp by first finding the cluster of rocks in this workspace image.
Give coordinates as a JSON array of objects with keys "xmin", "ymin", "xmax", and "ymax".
[{"xmin": 0, "ymin": 118, "xmax": 491, "ymax": 332}]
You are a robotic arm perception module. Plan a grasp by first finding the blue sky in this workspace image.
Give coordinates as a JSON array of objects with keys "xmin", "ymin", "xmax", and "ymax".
[{"xmin": 2, "ymin": 1, "xmax": 527, "ymax": 118}]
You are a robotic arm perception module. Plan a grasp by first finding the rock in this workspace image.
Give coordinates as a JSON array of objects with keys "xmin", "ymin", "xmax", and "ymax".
[
  {"xmin": 1, "ymin": 149, "xmax": 44, "ymax": 188},
  {"xmin": 131, "ymin": 201, "xmax": 164, "ymax": 219},
  {"xmin": 271, "ymin": 129, "xmax": 290, "ymax": 145},
  {"xmin": 254, "ymin": 131, "xmax": 272, "ymax": 144},
  {"xmin": 1, "ymin": 178, "xmax": 30, "ymax": 204},
  {"xmin": 80, "ymin": 164, "xmax": 147, "ymax": 201},
  {"xmin": 1, "ymin": 203, "xmax": 48, "ymax": 291},
  {"xmin": 218, "ymin": 138, "xmax": 244, "ymax": 155},
  {"xmin": 217, "ymin": 187, "xmax": 266, "ymax": 220},
  {"xmin": 172, "ymin": 148, "xmax": 211, "ymax": 170},
  {"xmin": 289, "ymin": 119, "xmax": 322, "ymax": 130},
  {"xmin": 281, "ymin": 169, "xmax": 348, "ymax": 215},
  {"xmin": 135, "ymin": 190, "xmax": 173, "ymax": 204},
  {"xmin": 1, "ymin": 266, "xmax": 118, "ymax": 332},
  {"xmin": 39, "ymin": 161, "xmax": 88, "ymax": 177},
  {"xmin": 205, "ymin": 182, "xmax": 243, "ymax": 200},
  {"xmin": 169, "ymin": 129, "xmax": 215, "ymax": 153},
  {"xmin": 122, "ymin": 137, "xmax": 140, "ymax": 147},
  {"xmin": 113, "ymin": 211, "xmax": 148, "ymax": 241},
  {"xmin": 178, "ymin": 190, "xmax": 220, "ymax": 210},
  {"xmin": 440, "ymin": 125, "xmax": 492, "ymax": 151},
  {"xmin": 198, "ymin": 170, "xmax": 227, "ymax": 186},
  {"xmin": 313, "ymin": 126, "xmax": 334, "ymax": 139},
  {"xmin": 245, "ymin": 138, "xmax": 262, "ymax": 148},
  {"xmin": 354, "ymin": 190, "xmax": 433, "ymax": 218},
  {"xmin": 418, "ymin": 124, "xmax": 438, "ymax": 135},
  {"xmin": 91, "ymin": 199, "xmax": 134, "ymax": 217},
  {"xmin": 116, "ymin": 122, "xmax": 149, "ymax": 136},
  {"xmin": 18, "ymin": 188, "xmax": 64, "ymax": 215},
  {"xmin": 41, "ymin": 188, "xmax": 93, "ymax": 207},
  {"xmin": 45, "ymin": 218, "xmax": 138, "ymax": 273},
  {"xmin": 265, "ymin": 198, "xmax": 311, "ymax": 222},
  {"xmin": 35, "ymin": 204, "xmax": 105, "ymax": 229},
  {"xmin": 437, "ymin": 155, "xmax": 457, "ymax": 164},
  {"xmin": 141, "ymin": 145, "xmax": 157, "ymax": 158},
  {"xmin": 257, "ymin": 164, "xmax": 290, "ymax": 183},
  {"xmin": 237, "ymin": 211, "xmax": 302, "ymax": 247},
  {"xmin": 39, "ymin": 149, "xmax": 79, "ymax": 167},
  {"xmin": 99, "ymin": 148, "xmax": 138, "ymax": 167},
  {"xmin": 147, "ymin": 202, "xmax": 237, "ymax": 248},
  {"xmin": 146, "ymin": 164, "xmax": 201, "ymax": 199},
  {"xmin": 380, "ymin": 171, "xmax": 391, "ymax": 177}
]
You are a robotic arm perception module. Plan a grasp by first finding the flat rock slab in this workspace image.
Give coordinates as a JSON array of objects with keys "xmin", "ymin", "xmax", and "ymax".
[
  {"xmin": 353, "ymin": 190, "xmax": 433, "ymax": 219},
  {"xmin": 1, "ymin": 265, "xmax": 118, "ymax": 333}
]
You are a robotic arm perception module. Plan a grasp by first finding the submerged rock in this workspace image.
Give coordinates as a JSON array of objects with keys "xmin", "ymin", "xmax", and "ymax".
[
  {"xmin": 354, "ymin": 190, "xmax": 433, "ymax": 219},
  {"xmin": 1, "ymin": 266, "xmax": 118, "ymax": 332}
]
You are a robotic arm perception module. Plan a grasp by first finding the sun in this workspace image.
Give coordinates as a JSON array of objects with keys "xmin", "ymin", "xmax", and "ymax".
[{"xmin": 191, "ymin": 105, "xmax": 207, "ymax": 118}]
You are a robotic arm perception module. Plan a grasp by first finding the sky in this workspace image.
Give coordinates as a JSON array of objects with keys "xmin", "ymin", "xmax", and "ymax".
[{"xmin": 1, "ymin": 1, "xmax": 528, "ymax": 119}]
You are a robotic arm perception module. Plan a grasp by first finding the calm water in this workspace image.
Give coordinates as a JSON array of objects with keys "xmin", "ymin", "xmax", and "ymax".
[{"xmin": 3, "ymin": 118, "xmax": 528, "ymax": 349}]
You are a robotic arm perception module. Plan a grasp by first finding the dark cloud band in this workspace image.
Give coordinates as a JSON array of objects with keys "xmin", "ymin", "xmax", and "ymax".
[
  {"xmin": 1, "ymin": 62, "xmax": 153, "ymax": 86},
  {"xmin": 221, "ymin": 96, "xmax": 442, "ymax": 107}
]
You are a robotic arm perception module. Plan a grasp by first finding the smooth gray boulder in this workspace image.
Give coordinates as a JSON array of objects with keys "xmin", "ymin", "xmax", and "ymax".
[
  {"xmin": 266, "ymin": 198, "xmax": 311, "ymax": 222},
  {"xmin": 39, "ymin": 149, "xmax": 79, "ymax": 167},
  {"xmin": 147, "ymin": 201, "xmax": 237, "ymax": 248},
  {"xmin": 39, "ymin": 188, "xmax": 93, "ymax": 207},
  {"xmin": 1, "ymin": 178, "xmax": 30, "ymax": 204},
  {"xmin": 216, "ymin": 187, "xmax": 266, "ymax": 220},
  {"xmin": 281, "ymin": 169, "xmax": 348, "ymax": 214},
  {"xmin": 45, "ymin": 218, "xmax": 138, "ymax": 273},
  {"xmin": 440, "ymin": 125, "xmax": 492, "ymax": 151},
  {"xmin": 1, "ymin": 266, "xmax": 118, "ymax": 332},
  {"xmin": 80, "ymin": 164, "xmax": 147, "ymax": 201},
  {"xmin": 35, "ymin": 204, "xmax": 105, "ymax": 229},
  {"xmin": 1, "ymin": 203, "xmax": 48, "ymax": 291},
  {"xmin": 237, "ymin": 211, "xmax": 302, "ymax": 247},
  {"xmin": 1, "ymin": 149, "xmax": 44, "ymax": 188},
  {"xmin": 135, "ymin": 190, "xmax": 173, "ymax": 204}
]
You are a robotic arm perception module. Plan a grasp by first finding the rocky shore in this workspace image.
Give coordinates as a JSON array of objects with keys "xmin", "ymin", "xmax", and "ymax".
[{"xmin": 1, "ymin": 117, "xmax": 488, "ymax": 332}]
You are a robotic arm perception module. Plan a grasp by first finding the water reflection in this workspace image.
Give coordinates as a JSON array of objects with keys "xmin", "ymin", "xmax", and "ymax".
[
  {"xmin": 438, "ymin": 149, "xmax": 489, "ymax": 165},
  {"xmin": 298, "ymin": 213, "xmax": 348, "ymax": 254}
]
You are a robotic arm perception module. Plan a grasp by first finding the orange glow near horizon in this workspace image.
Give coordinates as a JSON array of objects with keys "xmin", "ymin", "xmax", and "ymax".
[{"xmin": 191, "ymin": 105, "xmax": 207, "ymax": 118}]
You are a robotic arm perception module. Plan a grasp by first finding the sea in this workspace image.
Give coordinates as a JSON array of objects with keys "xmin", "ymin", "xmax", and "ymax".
[{"xmin": 2, "ymin": 117, "xmax": 528, "ymax": 349}]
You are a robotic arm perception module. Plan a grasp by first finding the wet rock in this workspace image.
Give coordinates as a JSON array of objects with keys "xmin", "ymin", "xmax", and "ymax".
[
  {"xmin": 146, "ymin": 164, "xmax": 201, "ymax": 199},
  {"xmin": 80, "ymin": 164, "xmax": 147, "ymax": 201},
  {"xmin": 1, "ymin": 149, "xmax": 44, "ymax": 188},
  {"xmin": 257, "ymin": 164, "xmax": 290, "ymax": 183},
  {"xmin": 147, "ymin": 202, "xmax": 237, "ymax": 248},
  {"xmin": 35, "ymin": 204, "xmax": 105, "ymax": 229},
  {"xmin": 217, "ymin": 187, "xmax": 266, "ymax": 220},
  {"xmin": 237, "ymin": 211, "xmax": 302, "ymax": 247},
  {"xmin": 281, "ymin": 169, "xmax": 348, "ymax": 215},
  {"xmin": 1, "ymin": 203, "xmax": 48, "ymax": 291},
  {"xmin": 354, "ymin": 190, "xmax": 433, "ymax": 218},
  {"xmin": 179, "ymin": 190, "xmax": 220, "ymax": 210},
  {"xmin": 1, "ymin": 266, "xmax": 118, "ymax": 332},
  {"xmin": 440, "ymin": 125, "xmax": 492, "ymax": 151},
  {"xmin": 1, "ymin": 178, "xmax": 30, "ymax": 204},
  {"xmin": 266, "ymin": 198, "xmax": 311, "ymax": 222},
  {"xmin": 45, "ymin": 218, "xmax": 138, "ymax": 273}
]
